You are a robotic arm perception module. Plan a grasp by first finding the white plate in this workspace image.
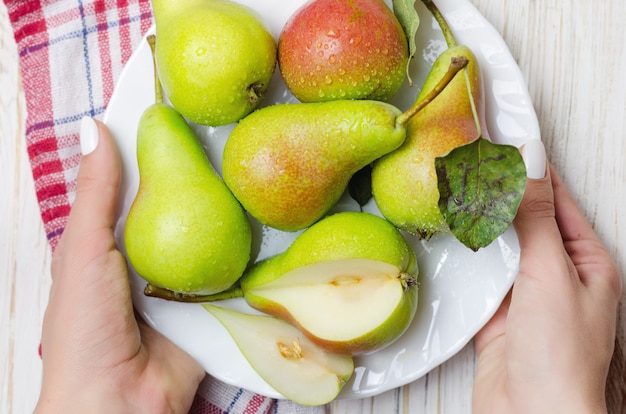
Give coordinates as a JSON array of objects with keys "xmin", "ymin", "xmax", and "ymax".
[{"xmin": 105, "ymin": 0, "xmax": 539, "ymax": 401}]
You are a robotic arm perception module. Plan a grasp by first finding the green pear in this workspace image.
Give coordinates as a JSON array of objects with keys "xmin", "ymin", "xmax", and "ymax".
[
  {"xmin": 240, "ymin": 211, "xmax": 418, "ymax": 355},
  {"xmin": 371, "ymin": 0, "xmax": 489, "ymax": 239},
  {"xmin": 124, "ymin": 35, "xmax": 252, "ymax": 295},
  {"xmin": 278, "ymin": 0, "xmax": 408, "ymax": 102},
  {"xmin": 203, "ymin": 304, "xmax": 354, "ymax": 406},
  {"xmin": 151, "ymin": 0, "xmax": 277, "ymax": 126}
]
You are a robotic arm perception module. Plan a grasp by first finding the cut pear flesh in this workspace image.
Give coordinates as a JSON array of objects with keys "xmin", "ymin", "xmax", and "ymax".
[
  {"xmin": 246, "ymin": 258, "xmax": 410, "ymax": 342},
  {"xmin": 203, "ymin": 304, "xmax": 354, "ymax": 406}
]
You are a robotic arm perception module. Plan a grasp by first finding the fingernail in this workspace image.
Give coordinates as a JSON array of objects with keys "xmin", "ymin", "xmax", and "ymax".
[
  {"xmin": 522, "ymin": 139, "xmax": 546, "ymax": 179},
  {"xmin": 80, "ymin": 116, "xmax": 99, "ymax": 155}
]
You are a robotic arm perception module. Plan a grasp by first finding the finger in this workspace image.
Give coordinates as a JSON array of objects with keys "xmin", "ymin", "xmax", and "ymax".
[
  {"xmin": 55, "ymin": 117, "xmax": 122, "ymax": 265},
  {"xmin": 513, "ymin": 140, "xmax": 571, "ymax": 283},
  {"xmin": 550, "ymin": 167, "xmax": 596, "ymax": 243}
]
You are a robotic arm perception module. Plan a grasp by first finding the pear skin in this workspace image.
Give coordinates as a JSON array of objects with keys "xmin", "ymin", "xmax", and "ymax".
[
  {"xmin": 371, "ymin": 44, "xmax": 487, "ymax": 238},
  {"xmin": 240, "ymin": 211, "xmax": 418, "ymax": 355},
  {"xmin": 124, "ymin": 101, "xmax": 252, "ymax": 295},
  {"xmin": 222, "ymin": 100, "xmax": 406, "ymax": 231},
  {"xmin": 151, "ymin": 0, "xmax": 277, "ymax": 126},
  {"xmin": 278, "ymin": 0, "xmax": 408, "ymax": 102}
]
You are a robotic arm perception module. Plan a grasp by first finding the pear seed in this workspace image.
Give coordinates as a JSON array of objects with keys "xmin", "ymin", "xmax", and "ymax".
[
  {"xmin": 330, "ymin": 275, "xmax": 362, "ymax": 286},
  {"xmin": 277, "ymin": 340, "xmax": 303, "ymax": 360}
]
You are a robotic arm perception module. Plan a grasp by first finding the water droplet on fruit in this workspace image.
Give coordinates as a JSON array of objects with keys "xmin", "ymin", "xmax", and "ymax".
[
  {"xmin": 318, "ymin": 91, "xmax": 325, "ymax": 98},
  {"xmin": 317, "ymin": 51, "xmax": 324, "ymax": 57},
  {"xmin": 324, "ymin": 75, "xmax": 332, "ymax": 84},
  {"xmin": 328, "ymin": 54, "xmax": 337, "ymax": 64},
  {"xmin": 363, "ymin": 74, "xmax": 371, "ymax": 82},
  {"xmin": 195, "ymin": 47, "xmax": 206, "ymax": 57},
  {"xmin": 326, "ymin": 29, "xmax": 340, "ymax": 38}
]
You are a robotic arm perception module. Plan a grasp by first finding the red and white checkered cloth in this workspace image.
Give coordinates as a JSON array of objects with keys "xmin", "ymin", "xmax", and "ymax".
[{"xmin": 6, "ymin": 1, "xmax": 324, "ymax": 412}]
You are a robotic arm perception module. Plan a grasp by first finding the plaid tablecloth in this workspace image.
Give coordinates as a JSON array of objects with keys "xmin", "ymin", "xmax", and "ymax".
[{"xmin": 6, "ymin": 1, "xmax": 324, "ymax": 412}]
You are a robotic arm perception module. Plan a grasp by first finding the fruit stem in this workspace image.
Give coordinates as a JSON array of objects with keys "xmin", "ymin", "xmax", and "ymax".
[
  {"xmin": 144, "ymin": 283, "xmax": 245, "ymax": 302},
  {"xmin": 400, "ymin": 272, "xmax": 418, "ymax": 291},
  {"xmin": 146, "ymin": 34, "xmax": 163, "ymax": 105},
  {"xmin": 396, "ymin": 56, "xmax": 469, "ymax": 126},
  {"xmin": 421, "ymin": 0, "xmax": 457, "ymax": 48}
]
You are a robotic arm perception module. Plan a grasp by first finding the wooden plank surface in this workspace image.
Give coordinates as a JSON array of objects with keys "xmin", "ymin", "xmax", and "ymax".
[{"xmin": 1, "ymin": 1, "xmax": 624, "ymax": 413}]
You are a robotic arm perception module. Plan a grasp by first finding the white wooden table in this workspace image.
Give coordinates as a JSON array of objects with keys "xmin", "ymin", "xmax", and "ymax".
[{"xmin": 2, "ymin": 1, "xmax": 625, "ymax": 413}]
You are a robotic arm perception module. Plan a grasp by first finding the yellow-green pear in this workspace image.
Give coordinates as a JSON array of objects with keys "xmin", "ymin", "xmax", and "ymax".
[
  {"xmin": 204, "ymin": 304, "xmax": 354, "ymax": 406},
  {"xmin": 240, "ymin": 211, "xmax": 418, "ymax": 356},
  {"xmin": 372, "ymin": 0, "xmax": 488, "ymax": 239},
  {"xmin": 222, "ymin": 100, "xmax": 405, "ymax": 231},
  {"xmin": 124, "ymin": 36, "xmax": 252, "ymax": 295},
  {"xmin": 151, "ymin": 0, "xmax": 277, "ymax": 126}
]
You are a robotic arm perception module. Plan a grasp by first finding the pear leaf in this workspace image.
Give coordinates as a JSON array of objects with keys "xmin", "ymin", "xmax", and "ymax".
[
  {"xmin": 348, "ymin": 164, "xmax": 373, "ymax": 208},
  {"xmin": 435, "ymin": 138, "xmax": 526, "ymax": 251},
  {"xmin": 392, "ymin": 0, "xmax": 419, "ymax": 86}
]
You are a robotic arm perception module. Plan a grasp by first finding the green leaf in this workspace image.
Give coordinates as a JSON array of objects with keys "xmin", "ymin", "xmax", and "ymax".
[
  {"xmin": 392, "ymin": 0, "xmax": 419, "ymax": 86},
  {"xmin": 348, "ymin": 164, "xmax": 373, "ymax": 209},
  {"xmin": 435, "ymin": 138, "xmax": 527, "ymax": 251}
]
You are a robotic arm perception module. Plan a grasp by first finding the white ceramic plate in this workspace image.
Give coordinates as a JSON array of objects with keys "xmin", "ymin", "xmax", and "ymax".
[{"xmin": 104, "ymin": 0, "xmax": 539, "ymax": 401}]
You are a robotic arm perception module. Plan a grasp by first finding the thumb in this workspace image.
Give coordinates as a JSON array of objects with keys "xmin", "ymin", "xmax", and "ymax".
[
  {"xmin": 474, "ymin": 139, "xmax": 551, "ymax": 352},
  {"xmin": 55, "ymin": 116, "xmax": 122, "ymax": 267},
  {"xmin": 513, "ymin": 139, "xmax": 573, "ymax": 290}
]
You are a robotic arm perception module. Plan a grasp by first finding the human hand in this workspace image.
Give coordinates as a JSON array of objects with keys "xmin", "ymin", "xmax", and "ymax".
[
  {"xmin": 35, "ymin": 117, "xmax": 205, "ymax": 413},
  {"xmin": 472, "ymin": 140, "xmax": 622, "ymax": 413}
]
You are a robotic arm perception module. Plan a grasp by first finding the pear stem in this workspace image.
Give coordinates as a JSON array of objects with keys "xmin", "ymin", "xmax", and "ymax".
[
  {"xmin": 144, "ymin": 283, "xmax": 245, "ymax": 302},
  {"xmin": 146, "ymin": 34, "xmax": 163, "ymax": 105},
  {"xmin": 396, "ymin": 55, "xmax": 469, "ymax": 126},
  {"xmin": 421, "ymin": 0, "xmax": 457, "ymax": 48}
]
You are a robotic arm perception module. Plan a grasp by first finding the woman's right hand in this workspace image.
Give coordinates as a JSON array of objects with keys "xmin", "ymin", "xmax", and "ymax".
[{"xmin": 473, "ymin": 140, "xmax": 622, "ymax": 413}]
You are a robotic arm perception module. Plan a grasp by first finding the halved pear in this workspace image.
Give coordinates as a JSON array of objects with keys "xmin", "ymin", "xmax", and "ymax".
[
  {"xmin": 203, "ymin": 304, "xmax": 353, "ymax": 406},
  {"xmin": 242, "ymin": 258, "xmax": 418, "ymax": 355}
]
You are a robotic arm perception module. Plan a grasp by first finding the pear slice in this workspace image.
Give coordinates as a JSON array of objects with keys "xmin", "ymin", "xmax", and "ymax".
[
  {"xmin": 242, "ymin": 258, "xmax": 418, "ymax": 355},
  {"xmin": 203, "ymin": 304, "xmax": 354, "ymax": 406}
]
